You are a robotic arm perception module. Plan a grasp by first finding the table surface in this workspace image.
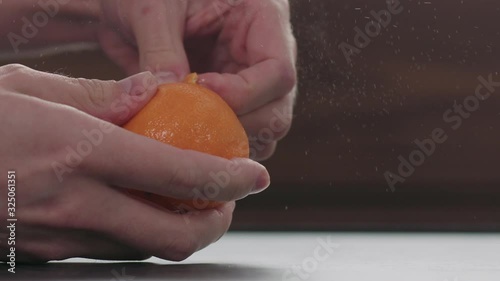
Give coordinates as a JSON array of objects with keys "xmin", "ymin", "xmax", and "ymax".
[{"xmin": 3, "ymin": 232, "xmax": 500, "ymax": 281}]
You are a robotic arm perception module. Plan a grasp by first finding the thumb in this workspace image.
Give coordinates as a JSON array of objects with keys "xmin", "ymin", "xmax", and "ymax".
[
  {"xmin": 68, "ymin": 71, "xmax": 159, "ymax": 125},
  {"xmin": 129, "ymin": 0, "xmax": 190, "ymax": 82},
  {"xmin": 5, "ymin": 65, "xmax": 159, "ymax": 125}
]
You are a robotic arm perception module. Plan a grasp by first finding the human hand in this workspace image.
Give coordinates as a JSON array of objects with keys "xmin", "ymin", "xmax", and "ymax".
[
  {"xmin": 98, "ymin": 0, "xmax": 297, "ymax": 161},
  {"xmin": 98, "ymin": 0, "xmax": 190, "ymax": 81},
  {"xmin": 0, "ymin": 64, "xmax": 269, "ymax": 262}
]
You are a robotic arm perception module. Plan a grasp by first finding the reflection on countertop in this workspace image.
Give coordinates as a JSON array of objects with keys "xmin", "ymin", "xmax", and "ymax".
[{"xmin": 1, "ymin": 262, "xmax": 281, "ymax": 281}]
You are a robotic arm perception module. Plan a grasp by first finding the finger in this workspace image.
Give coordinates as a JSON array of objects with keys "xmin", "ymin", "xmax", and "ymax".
[
  {"xmin": 129, "ymin": 0, "xmax": 190, "ymax": 80},
  {"xmin": 198, "ymin": 60, "xmax": 296, "ymax": 115},
  {"xmin": 197, "ymin": 1, "xmax": 297, "ymax": 115},
  {"xmin": 16, "ymin": 226, "xmax": 150, "ymax": 262},
  {"xmin": 88, "ymin": 185, "xmax": 237, "ymax": 261},
  {"xmin": 250, "ymin": 141, "xmax": 277, "ymax": 162},
  {"xmin": 240, "ymin": 95, "xmax": 292, "ymax": 161},
  {"xmin": 98, "ymin": 26, "xmax": 140, "ymax": 75},
  {"xmin": 21, "ymin": 179, "xmax": 234, "ymax": 262},
  {"xmin": 239, "ymin": 94, "xmax": 294, "ymax": 142},
  {"xmin": 78, "ymin": 237, "xmax": 151, "ymax": 261},
  {"xmin": 83, "ymin": 123, "xmax": 270, "ymax": 201},
  {"xmin": 185, "ymin": 1, "xmax": 229, "ymax": 36},
  {"xmin": 0, "ymin": 64, "xmax": 158, "ymax": 125}
]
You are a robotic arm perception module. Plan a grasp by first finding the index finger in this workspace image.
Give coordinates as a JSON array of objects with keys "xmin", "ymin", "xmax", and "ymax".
[
  {"xmin": 128, "ymin": 0, "xmax": 190, "ymax": 78},
  {"xmin": 198, "ymin": 0, "xmax": 297, "ymax": 115}
]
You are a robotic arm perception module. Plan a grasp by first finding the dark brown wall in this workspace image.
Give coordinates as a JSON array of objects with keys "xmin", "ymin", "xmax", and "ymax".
[
  {"xmin": 267, "ymin": 0, "xmax": 500, "ymax": 188},
  {"xmin": 237, "ymin": 0, "xmax": 500, "ymax": 230},
  {"xmin": 2, "ymin": 0, "xmax": 500, "ymax": 230}
]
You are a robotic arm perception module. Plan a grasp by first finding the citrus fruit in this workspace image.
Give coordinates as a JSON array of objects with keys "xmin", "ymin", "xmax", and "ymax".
[{"xmin": 123, "ymin": 73, "xmax": 249, "ymax": 211}]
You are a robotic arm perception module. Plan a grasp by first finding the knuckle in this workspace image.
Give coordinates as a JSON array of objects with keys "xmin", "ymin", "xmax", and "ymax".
[
  {"xmin": 254, "ymin": 143, "xmax": 277, "ymax": 161},
  {"xmin": 41, "ymin": 188, "xmax": 92, "ymax": 231},
  {"xmin": 274, "ymin": 125, "xmax": 291, "ymax": 141},
  {"xmin": 45, "ymin": 200, "xmax": 82, "ymax": 230},
  {"xmin": 76, "ymin": 78, "xmax": 116, "ymax": 109},
  {"xmin": 277, "ymin": 61, "xmax": 297, "ymax": 94},
  {"xmin": 222, "ymin": 176, "xmax": 246, "ymax": 200},
  {"xmin": 0, "ymin": 63, "xmax": 29, "ymax": 75},
  {"xmin": 274, "ymin": 112, "xmax": 293, "ymax": 140},
  {"xmin": 141, "ymin": 48, "xmax": 188, "ymax": 74},
  {"xmin": 164, "ymin": 159, "xmax": 199, "ymax": 196},
  {"xmin": 167, "ymin": 234, "xmax": 198, "ymax": 261},
  {"xmin": 0, "ymin": 64, "xmax": 31, "ymax": 83},
  {"xmin": 256, "ymin": 95, "xmax": 293, "ymax": 142}
]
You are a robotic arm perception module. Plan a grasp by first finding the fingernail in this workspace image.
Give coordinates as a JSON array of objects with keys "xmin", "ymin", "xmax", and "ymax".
[
  {"xmin": 118, "ymin": 71, "xmax": 157, "ymax": 96},
  {"xmin": 252, "ymin": 169, "xmax": 270, "ymax": 194},
  {"xmin": 155, "ymin": 71, "xmax": 179, "ymax": 85},
  {"xmin": 197, "ymin": 77, "xmax": 207, "ymax": 86}
]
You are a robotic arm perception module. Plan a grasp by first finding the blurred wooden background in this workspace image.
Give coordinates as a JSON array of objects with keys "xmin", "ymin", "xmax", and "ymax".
[{"xmin": 2, "ymin": 0, "xmax": 500, "ymax": 231}]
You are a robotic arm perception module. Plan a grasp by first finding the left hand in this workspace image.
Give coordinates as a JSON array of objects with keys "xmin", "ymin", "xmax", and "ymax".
[{"xmin": 98, "ymin": 0, "xmax": 297, "ymax": 161}]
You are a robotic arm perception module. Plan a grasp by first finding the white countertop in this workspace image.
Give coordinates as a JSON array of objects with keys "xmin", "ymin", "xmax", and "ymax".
[{"xmin": 4, "ymin": 232, "xmax": 500, "ymax": 281}]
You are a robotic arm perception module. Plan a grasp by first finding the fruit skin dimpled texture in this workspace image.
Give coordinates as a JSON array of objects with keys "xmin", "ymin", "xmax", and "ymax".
[{"xmin": 123, "ymin": 73, "xmax": 250, "ymax": 211}]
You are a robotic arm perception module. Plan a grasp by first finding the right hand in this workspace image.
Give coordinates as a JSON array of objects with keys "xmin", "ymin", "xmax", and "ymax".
[
  {"xmin": 98, "ymin": 0, "xmax": 297, "ymax": 161},
  {"xmin": 0, "ymin": 64, "xmax": 269, "ymax": 262}
]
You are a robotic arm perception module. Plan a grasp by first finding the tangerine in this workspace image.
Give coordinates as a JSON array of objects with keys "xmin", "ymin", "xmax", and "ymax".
[{"xmin": 123, "ymin": 73, "xmax": 249, "ymax": 211}]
